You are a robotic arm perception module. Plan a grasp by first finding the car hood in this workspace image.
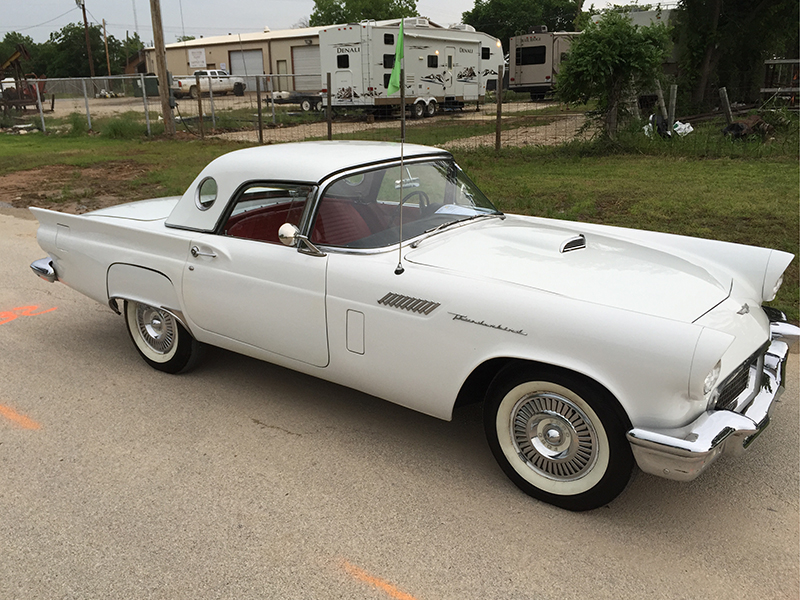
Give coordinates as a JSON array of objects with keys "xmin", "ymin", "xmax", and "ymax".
[{"xmin": 404, "ymin": 216, "xmax": 731, "ymax": 322}]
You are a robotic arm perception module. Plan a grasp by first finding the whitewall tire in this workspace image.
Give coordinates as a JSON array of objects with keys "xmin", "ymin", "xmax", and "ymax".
[
  {"xmin": 124, "ymin": 301, "xmax": 202, "ymax": 374},
  {"xmin": 485, "ymin": 366, "xmax": 634, "ymax": 511}
]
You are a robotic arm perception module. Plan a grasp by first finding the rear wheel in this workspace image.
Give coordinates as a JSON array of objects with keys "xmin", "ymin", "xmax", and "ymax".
[
  {"xmin": 189, "ymin": 86, "xmax": 198, "ymax": 99},
  {"xmin": 300, "ymin": 98, "xmax": 312, "ymax": 112},
  {"xmin": 425, "ymin": 101, "xmax": 437, "ymax": 117},
  {"xmin": 124, "ymin": 300, "xmax": 202, "ymax": 374},
  {"xmin": 484, "ymin": 366, "xmax": 634, "ymax": 511},
  {"xmin": 412, "ymin": 102, "xmax": 425, "ymax": 118},
  {"xmin": 233, "ymin": 82, "xmax": 245, "ymax": 96}
]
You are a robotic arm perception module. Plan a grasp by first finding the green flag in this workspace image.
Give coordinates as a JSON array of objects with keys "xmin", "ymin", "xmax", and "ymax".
[{"xmin": 386, "ymin": 21, "xmax": 404, "ymax": 95}]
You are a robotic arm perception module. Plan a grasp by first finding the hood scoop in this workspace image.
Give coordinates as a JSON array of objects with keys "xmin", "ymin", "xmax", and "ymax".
[{"xmin": 560, "ymin": 234, "xmax": 586, "ymax": 253}]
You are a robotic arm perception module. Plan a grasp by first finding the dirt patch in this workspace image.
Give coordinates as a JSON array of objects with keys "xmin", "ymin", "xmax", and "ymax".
[{"xmin": 0, "ymin": 161, "xmax": 163, "ymax": 214}]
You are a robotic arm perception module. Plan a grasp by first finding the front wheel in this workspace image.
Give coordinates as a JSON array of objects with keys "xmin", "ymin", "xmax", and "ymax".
[
  {"xmin": 412, "ymin": 102, "xmax": 425, "ymax": 119},
  {"xmin": 484, "ymin": 366, "xmax": 634, "ymax": 511},
  {"xmin": 124, "ymin": 301, "xmax": 202, "ymax": 374}
]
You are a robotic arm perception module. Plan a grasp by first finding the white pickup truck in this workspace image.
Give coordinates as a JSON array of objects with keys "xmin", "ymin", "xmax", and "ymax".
[{"xmin": 172, "ymin": 70, "xmax": 246, "ymax": 99}]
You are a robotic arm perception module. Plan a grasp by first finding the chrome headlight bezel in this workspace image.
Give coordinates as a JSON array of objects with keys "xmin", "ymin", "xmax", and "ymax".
[{"xmin": 704, "ymin": 360, "xmax": 722, "ymax": 409}]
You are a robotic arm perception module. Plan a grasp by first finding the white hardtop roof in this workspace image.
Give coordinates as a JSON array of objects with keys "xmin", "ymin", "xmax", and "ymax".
[{"xmin": 166, "ymin": 141, "xmax": 451, "ymax": 232}]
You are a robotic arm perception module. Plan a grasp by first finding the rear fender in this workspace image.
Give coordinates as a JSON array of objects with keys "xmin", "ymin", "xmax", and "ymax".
[{"xmin": 106, "ymin": 263, "xmax": 191, "ymax": 334}]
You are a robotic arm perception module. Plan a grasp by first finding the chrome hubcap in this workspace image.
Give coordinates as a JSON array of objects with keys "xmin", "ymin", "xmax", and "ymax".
[
  {"xmin": 136, "ymin": 305, "xmax": 175, "ymax": 355},
  {"xmin": 511, "ymin": 392, "xmax": 598, "ymax": 481}
]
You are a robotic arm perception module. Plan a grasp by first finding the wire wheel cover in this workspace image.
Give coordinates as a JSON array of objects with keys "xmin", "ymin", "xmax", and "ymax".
[
  {"xmin": 511, "ymin": 391, "xmax": 599, "ymax": 481},
  {"xmin": 135, "ymin": 305, "xmax": 176, "ymax": 355}
]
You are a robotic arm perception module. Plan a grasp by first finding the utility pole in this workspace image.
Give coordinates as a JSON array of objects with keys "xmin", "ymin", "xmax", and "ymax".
[
  {"xmin": 149, "ymin": 0, "xmax": 176, "ymax": 136},
  {"xmin": 103, "ymin": 20, "xmax": 111, "ymax": 76},
  {"xmin": 75, "ymin": 0, "xmax": 95, "ymax": 77}
]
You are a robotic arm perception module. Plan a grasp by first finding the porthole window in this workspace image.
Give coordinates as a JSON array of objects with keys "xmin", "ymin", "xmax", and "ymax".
[{"xmin": 196, "ymin": 177, "xmax": 218, "ymax": 210}]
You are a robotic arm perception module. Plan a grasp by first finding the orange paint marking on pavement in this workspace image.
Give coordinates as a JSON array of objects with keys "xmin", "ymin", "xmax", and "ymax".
[
  {"xmin": 0, "ymin": 405, "xmax": 42, "ymax": 430},
  {"xmin": 0, "ymin": 305, "xmax": 57, "ymax": 326},
  {"xmin": 343, "ymin": 561, "xmax": 420, "ymax": 600}
]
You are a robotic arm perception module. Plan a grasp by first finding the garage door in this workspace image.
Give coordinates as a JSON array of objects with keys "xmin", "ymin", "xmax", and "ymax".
[
  {"xmin": 292, "ymin": 45, "xmax": 321, "ymax": 92},
  {"xmin": 229, "ymin": 49, "xmax": 264, "ymax": 91}
]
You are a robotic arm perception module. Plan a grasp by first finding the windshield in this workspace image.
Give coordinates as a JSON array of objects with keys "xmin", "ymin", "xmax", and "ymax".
[{"xmin": 309, "ymin": 159, "xmax": 502, "ymax": 249}]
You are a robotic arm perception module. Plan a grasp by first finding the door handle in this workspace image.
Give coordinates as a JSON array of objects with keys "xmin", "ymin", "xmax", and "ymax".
[{"xmin": 190, "ymin": 245, "xmax": 217, "ymax": 258}]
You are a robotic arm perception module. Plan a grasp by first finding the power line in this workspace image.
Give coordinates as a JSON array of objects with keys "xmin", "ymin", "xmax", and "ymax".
[{"xmin": 0, "ymin": 7, "xmax": 80, "ymax": 34}]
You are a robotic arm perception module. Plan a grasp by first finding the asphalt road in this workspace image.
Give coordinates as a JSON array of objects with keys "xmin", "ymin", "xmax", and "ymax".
[{"xmin": 1, "ymin": 208, "xmax": 798, "ymax": 600}]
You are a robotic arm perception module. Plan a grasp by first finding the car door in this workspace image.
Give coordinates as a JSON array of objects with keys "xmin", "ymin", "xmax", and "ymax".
[{"xmin": 181, "ymin": 183, "xmax": 329, "ymax": 367}]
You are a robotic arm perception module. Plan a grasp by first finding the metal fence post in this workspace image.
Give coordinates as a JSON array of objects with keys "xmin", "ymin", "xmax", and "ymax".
[
  {"xmin": 82, "ymin": 79, "xmax": 92, "ymax": 131},
  {"xmin": 495, "ymin": 64, "xmax": 504, "ymax": 151},
  {"xmin": 195, "ymin": 73, "xmax": 205, "ymax": 139},
  {"xmin": 140, "ymin": 73, "xmax": 151, "ymax": 137},
  {"xmin": 668, "ymin": 84, "xmax": 677, "ymax": 133},
  {"xmin": 34, "ymin": 84, "xmax": 46, "ymax": 133},
  {"xmin": 326, "ymin": 73, "xmax": 332, "ymax": 141},
  {"xmin": 256, "ymin": 77, "xmax": 264, "ymax": 145},
  {"xmin": 207, "ymin": 74, "xmax": 216, "ymax": 130}
]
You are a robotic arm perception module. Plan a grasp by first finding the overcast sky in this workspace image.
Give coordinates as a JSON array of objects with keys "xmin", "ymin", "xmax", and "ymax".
[{"xmin": 4, "ymin": 1, "xmax": 619, "ymax": 45}]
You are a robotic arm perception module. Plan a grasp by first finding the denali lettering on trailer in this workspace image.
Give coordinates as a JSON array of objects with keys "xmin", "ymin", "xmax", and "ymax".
[
  {"xmin": 336, "ymin": 46, "xmax": 361, "ymax": 54},
  {"xmin": 459, "ymin": 48, "xmax": 474, "ymax": 53}
]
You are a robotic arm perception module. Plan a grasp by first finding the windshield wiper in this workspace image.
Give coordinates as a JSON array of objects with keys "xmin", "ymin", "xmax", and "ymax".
[{"xmin": 410, "ymin": 213, "xmax": 503, "ymax": 248}]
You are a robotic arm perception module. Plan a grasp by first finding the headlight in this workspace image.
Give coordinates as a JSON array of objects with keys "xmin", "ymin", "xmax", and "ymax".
[{"xmin": 704, "ymin": 361, "xmax": 721, "ymax": 396}]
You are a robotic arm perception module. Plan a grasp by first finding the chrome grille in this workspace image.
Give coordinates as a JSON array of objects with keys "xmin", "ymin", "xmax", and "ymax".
[{"xmin": 714, "ymin": 347, "xmax": 764, "ymax": 411}]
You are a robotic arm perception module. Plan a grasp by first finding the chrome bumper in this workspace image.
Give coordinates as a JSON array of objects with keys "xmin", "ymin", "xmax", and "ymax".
[
  {"xmin": 30, "ymin": 257, "xmax": 57, "ymax": 283},
  {"xmin": 627, "ymin": 315, "xmax": 799, "ymax": 482}
]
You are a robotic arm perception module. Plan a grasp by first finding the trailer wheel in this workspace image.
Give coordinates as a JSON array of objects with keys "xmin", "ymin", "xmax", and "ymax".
[
  {"xmin": 300, "ymin": 98, "xmax": 312, "ymax": 112},
  {"xmin": 412, "ymin": 102, "xmax": 425, "ymax": 119},
  {"xmin": 233, "ymin": 82, "xmax": 245, "ymax": 96},
  {"xmin": 315, "ymin": 100, "xmax": 324, "ymax": 112},
  {"xmin": 425, "ymin": 101, "xmax": 437, "ymax": 117}
]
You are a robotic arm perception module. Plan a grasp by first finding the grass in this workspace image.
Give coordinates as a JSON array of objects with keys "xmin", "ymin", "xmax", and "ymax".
[{"xmin": 1, "ymin": 115, "xmax": 797, "ymax": 321}]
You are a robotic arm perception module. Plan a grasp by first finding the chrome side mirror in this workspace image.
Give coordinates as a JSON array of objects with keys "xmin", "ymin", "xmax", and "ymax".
[
  {"xmin": 278, "ymin": 222, "xmax": 300, "ymax": 246},
  {"xmin": 278, "ymin": 223, "xmax": 325, "ymax": 257}
]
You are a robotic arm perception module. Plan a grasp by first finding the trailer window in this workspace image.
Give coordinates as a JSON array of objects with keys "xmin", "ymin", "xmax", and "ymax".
[
  {"xmin": 427, "ymin": 55, "xmax": 438, "ymax": 68},
  {"xmin": 482, "ymin": 47, "xmax": 491, "ymax": 60},
  {"xmin": 384, "ymin": 34, "xmax": 394, "ymax": 45},
  {"xmin": 517, "ymin": 46, "xmax": 546, "ymax": 65},
  {"xmin": 337, "ymin": 54, "xmax": 349, "ymax": 69},
  {"xmin": 384, "ymin": 73, "xmax": 391, "ymax": 89},
  {"xmin": 383, "ymin": 54, "xmax": 395, "ymax": 69}
]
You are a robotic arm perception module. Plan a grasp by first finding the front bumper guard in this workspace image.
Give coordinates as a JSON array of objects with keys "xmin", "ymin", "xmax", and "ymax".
[{"xmin": 627, "ymin": 317, "xmax": 799, "ymax": 481}]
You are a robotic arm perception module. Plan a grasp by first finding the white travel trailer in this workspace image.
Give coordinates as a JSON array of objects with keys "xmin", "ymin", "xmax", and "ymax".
[
  {"xmin": 508, "ymin": 28, "xmax": 579, "ymax": 100},
  {"xmin": 319, "ymin": 19, "xmax": 504, "ymax": 116}
]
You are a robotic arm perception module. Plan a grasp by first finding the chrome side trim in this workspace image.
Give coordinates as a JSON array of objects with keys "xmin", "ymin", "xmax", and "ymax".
[
  {"xmin": 30, "ymin": 258, "xmax": 57, "ymax": 283},
  {"xmin": 378, "ymin": 292, "xmax": 440, "ymax": 315},
  {"xmin": 627, "ymin": 316, "xmax": 799, "ymax": 482}
]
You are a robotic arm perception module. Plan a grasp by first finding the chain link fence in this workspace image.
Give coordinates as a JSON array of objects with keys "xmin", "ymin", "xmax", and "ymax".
[{"xmin": 4, "ymin": 74, "xmax": 591, "ymax": 148}]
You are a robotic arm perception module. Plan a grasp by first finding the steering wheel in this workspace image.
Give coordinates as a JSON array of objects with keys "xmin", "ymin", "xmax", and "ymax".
[{"xmin": 392, "ymin": 190, "xmax": 430, "ymax": 225}]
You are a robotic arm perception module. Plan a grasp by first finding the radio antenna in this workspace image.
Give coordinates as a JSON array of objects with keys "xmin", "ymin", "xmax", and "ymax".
[{"xmin": 391, "ymin": 19, "xmax": 406, "ymax": 275}]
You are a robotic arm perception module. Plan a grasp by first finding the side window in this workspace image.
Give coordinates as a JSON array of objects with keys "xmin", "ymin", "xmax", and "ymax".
[
  {"xmin": 518, "ymin": 45, "xmax": 547, "ymax": 65},
  {"xmin": 384, "ymin": 73, "xmax": 392, "ymax": 89},
  {"xmin": 337, "ymin": 54, "xmax": 349, "ymax": 69},
  {"xmin": 383, "ymin": 54, "xmax": 395, "ymax": 69},
  {"xmin": 427, "ymin": 55, "xmax": 438, "ymax": 68},
  {"xmin": 223, "ymin": 183, "xmax": 313, "ymax": 244},
  {"xmin": 482, "ymin": 47, "xmax": 490, "ymax": 60},
  {"xmin": 384, "ymin": 33, "xmax": 394, "ymax": 45}
]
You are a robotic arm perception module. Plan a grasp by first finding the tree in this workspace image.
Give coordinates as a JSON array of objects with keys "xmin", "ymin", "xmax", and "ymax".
[
  {"xmin": 673, "ymin": 0, "xmax": 799, "ymax": 108},
  {"xmin": 176, "ymin": 35, "xmax": 196, "ymax": 42},
  {"xmin": 462, "ymin": 0, "xmax": 583, "ymax": 50},
  {"xmin": 309, "ymin": 0, "xmax": 418, "ymax": 27},
  {"xmin": 557, "ymin": 11, "xmax": 670, "ymax": 138}
]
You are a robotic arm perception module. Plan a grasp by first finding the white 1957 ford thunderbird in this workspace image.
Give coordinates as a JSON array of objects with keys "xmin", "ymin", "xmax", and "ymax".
[{"xmin": 30, "ymin": 141, "xmax": 798, "ymax": 510}]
